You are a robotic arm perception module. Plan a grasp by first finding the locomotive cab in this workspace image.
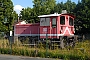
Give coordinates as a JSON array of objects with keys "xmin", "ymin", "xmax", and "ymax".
[
  {"xmin": 38, "ymin": 13, "xmax": 60, "ymax": 39},
  {"xmin": 38, "ymin": 12, "xmax": 75, "ymax": 39}
]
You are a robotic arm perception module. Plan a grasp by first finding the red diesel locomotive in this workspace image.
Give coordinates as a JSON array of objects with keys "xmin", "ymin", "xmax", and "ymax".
[{"xmin": 14, "ymin": 11, "xmax": 76, "ymax": 48}]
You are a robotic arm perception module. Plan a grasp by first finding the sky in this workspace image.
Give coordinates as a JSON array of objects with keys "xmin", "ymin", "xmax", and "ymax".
[{"xmin": 12, "ymin": 0, "xmax": 79, "ymax": 14}]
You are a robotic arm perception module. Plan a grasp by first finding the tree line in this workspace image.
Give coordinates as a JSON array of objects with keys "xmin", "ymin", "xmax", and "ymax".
[{"xmin": 0, "ymin": 0, "xmax": 90, "ymax": 34}]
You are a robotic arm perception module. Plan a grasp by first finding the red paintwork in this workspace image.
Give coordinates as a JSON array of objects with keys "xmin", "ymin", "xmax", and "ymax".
[
  {"xmin": 40, "ymin": 14, "xmax": 75, "ymax": 39},
  {"xmin": 14, "ymin": 23, "xmax": 40, "ymax": 36},
  {"xmin": 14, "ymin": 13, "xmax": 75, "ymax": 39}
]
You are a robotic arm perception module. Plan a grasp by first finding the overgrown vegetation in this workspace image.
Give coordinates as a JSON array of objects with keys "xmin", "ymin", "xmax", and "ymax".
[{"xmin": 0, "ymin": 39, "xmax": 90, "ymax": 60}]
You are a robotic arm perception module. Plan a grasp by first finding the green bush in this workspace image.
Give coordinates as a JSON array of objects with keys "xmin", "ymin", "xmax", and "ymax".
[
  {"xmin": 37, "ymin": 51, "xmax": 45, "ymax": 58},
  {"xmin": 0, "ymin": 47, "xmax": 90, "ymax": 60},
  {"xmin": 1, "ymin": 48, "xmax": 9, "ymax": 54}
]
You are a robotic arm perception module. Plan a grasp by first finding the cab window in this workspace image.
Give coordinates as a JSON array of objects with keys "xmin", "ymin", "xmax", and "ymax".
[
  {"xmin": 60, "ymin": 16, "xmax": 65, "ymax": 25},
  {"xmin": 52, "ymin": 18, "xmax": 56, "ymax": 27},
  {"xmin": 69, "ymin": 17, "xmax": 73, "ymax": 26},
  {"xmin": 40, "ymin": 18, "xmax": 50, "ymax": 26}
]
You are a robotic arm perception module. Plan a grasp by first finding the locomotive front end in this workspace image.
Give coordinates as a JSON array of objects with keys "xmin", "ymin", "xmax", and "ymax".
[{"xmin": 59, "ymin": 14, "xmax": 75, "ymax": 37}]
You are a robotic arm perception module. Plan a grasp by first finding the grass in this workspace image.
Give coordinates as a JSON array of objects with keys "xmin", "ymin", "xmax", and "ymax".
[{"xmin": 0, "ymin": 39, "xmax": 90, "ymax": 60}]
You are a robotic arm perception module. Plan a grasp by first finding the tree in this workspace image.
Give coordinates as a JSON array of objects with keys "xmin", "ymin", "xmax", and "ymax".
[
  {"xmin": 33, "ymin": 0, "xmax": 56, "ymax": 22},
  {"xmin": 74, "ymin": 0, "xmax": 90, "ymax": 34},
  {"xmin": 12, "ymin": 11, "xmax": 18, "ymax": 21},
  {"xmin": 0, "ymin": 0, "xmax": 14, "ymax": 33},
  {"xmin": 63, "ymin": 0, "xmax": 76, "ymax": 14},
  {"xmin": 53, "ymin": 0, "xmax": 76, "ymax": 14},
  {"xmin": 33, "ymin": 0, "xmax": 56, "ymax": 14},
  {"xmin": 20, "ymin": 7, "xmax": 35, "ymax": 23},
  {"xmin": 53, "ymin": 2, "xmax": 64, "ymax": 13}
]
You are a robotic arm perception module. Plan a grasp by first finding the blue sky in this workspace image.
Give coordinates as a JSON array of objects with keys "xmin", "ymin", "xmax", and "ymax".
[{"xmin": 12, "ymin": 0, "xmax": 79, "ymax": 14}]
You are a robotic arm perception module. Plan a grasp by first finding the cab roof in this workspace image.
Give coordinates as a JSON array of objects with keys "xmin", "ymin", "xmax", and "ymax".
[
  {"xmin": 38, "ymin": 13, "xmax": 61, "ymax": 17},
  {"xmin": 38, "ymin": 13, "xmax": 75, "ymax": 18}
]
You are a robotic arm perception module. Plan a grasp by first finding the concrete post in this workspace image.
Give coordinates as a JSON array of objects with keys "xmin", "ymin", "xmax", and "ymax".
[
  {"xmin": 60, "ymin": 37, "xmax": 64, "ymax": 49},
  {"xmin": 14, "ymin": 36, "xmax": 18, "ymax": 45}
]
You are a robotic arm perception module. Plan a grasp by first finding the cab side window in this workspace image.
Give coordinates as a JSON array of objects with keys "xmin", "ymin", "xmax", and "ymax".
[
  {"xmin": 60, "ymin": 16, "xmax": 65, "ymax": 25},
  {"xmin": 40, "ymin": 18, "xmax": 50, "ymax": 26},
  {"xmin": 52, "ymin": 18, "xmax": 56, "ymax": 27}
]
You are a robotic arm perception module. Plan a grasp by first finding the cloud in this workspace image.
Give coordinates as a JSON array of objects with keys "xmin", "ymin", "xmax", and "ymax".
[{"xmin": 14, "ymin": 5, "xmax": 24, "ymax": 14}]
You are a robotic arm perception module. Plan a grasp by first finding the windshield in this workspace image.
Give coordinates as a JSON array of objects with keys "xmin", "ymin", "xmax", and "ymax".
[
  {"xmin": 69, "ymin": 17, "xmax": 73, "ymax": 26},
  {"xmin": 60, "ymin": 16, "xmax": 65, "ymax": 25}
]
